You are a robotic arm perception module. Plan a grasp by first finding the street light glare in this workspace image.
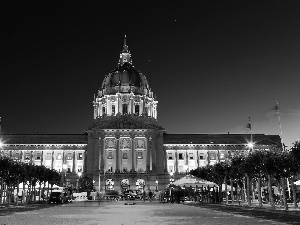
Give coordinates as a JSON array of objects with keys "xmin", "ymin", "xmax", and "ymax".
[{"xmin": 247, "ymin": 142, "xmax": 254, "ymax": 148}]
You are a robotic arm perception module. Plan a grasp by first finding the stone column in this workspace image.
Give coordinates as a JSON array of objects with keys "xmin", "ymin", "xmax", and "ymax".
[
  {"xmin": 151, "ymin": 137, "xmax": 156, "ymax": 171},
  {"xmin": 131, "ymin": 137, "xmax": 135, "ymax": 172},
  {"xmin": 185, "ymin": 151, "xmax": 188, "ymax": 172},
  {"xmin": 149, "ymin": 137, "xmax": 152, "ymax": 171},
  {"xmin": 73, "ymin": 151, "xmax": 76, "ymax": 172},
  {"xmin": 41, "ymin": 151, "xmax": 44, "ymax": 166},
  {"xmin": 146, "ymin": 137, "xmax": 150, "ymax": 171},
  {"xmin": 94, "ymin": 106, "xmax": 97, "ymax": 119},
  {"xmin": 103, "ymin": 139, "xmax": 107, "ymax": 171},
  {"xmin": 116, "ymin": 137, "xmax": 120, "ymax": 172},
  {"xmin": 99, "ymin": 102, "xmax": 102, "ymax": 117},
  {"xmin": 52, "ymin": 150, "xmax": 55, "ymax": 170},
  {"xmin": 119, "ymin": 95, "xmax": 122, "ymax": 114},
  {"xmin": 107, "ymin": 100, "xmax": 111, "ymax": 115},
  {"xmin": 175, "ymin": 151, "xmax": 178, "ymax": 173},
  {"xmin": 99, "ymin": 137, "xmax": 104, "ymax": 171},
  {"xmin": 196, "ymin": 150, "xmax": 199, "ymax": 168}
]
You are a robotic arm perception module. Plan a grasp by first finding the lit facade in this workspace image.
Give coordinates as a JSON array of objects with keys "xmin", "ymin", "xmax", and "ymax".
[{"xmin": 0, "ymin": 39, "xmax": 282, "ymax": 193}]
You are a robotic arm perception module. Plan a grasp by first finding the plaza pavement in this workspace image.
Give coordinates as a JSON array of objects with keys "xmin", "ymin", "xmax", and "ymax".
[{"xmin": 0, "ymin": 200, "xmax": 300, "ymax": 225}]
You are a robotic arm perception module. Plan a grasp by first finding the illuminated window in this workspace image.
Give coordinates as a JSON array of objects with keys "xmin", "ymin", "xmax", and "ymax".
[
  {"xmin": 123, "ymin": 104, "xmax": 128, "ymax": 114},
  {"xmin": 35, "ymin": 152, "xmax": 41, "ymax": 160},
  {"xmin": 15, "ymin": 152, "xmax": 20, "ymax": 159},
  {"xmin": 219, "ymin": 153, "xmax": 225, "ymax": 160},
  {"xmin": 168, "ymin": 153, "xmax": 173, "ymax": 160},
  {"xmin": 56, "ymin": 153, "xmax": 62, "ymax": 160},
  {"xmin": 199, "ymin": 153, "xmax": 204, "ymax": 160},
  {"xmin": 78, "ymin": 153, "xmax": 83, "ymax": 160},
  {"xmin": 112, "ymin": 105, "xmax": 115, "ymax": 115},
  {"xmin": 108, "ymin": 151, "xmax": 113, "ymax": 159},
  {"xmin": 137, "ymin": 151, "xmax": 143, "ymax": 159},
  {"xmin": 135, "ymin": 105, "xmax": 139, "ymax": 114},
  {"xmin": 67, "ymin": 152, "xmax": 72, "ymax": 160},
  {"xmin": 209, "ymin": 152, "xmax": 216, "ymax": 160},
  {"xmin": 178, "ymin": 153, "xmax": 183, "ymax": 160},
  {"xmin": 46, "ymin": 153, "xmax": 52, "ymax": 160},
  {"xmin": 25, "ymin": 152, "xmax": 31, "ymax": 160}
]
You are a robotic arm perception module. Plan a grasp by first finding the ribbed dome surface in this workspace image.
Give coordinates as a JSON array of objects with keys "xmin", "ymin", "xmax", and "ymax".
[{"xmin": 100, "ymin": 41, "xmax": 150, "ymax": 95}]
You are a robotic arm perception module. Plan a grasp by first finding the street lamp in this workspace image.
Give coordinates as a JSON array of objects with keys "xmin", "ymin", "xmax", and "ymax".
[
  {"xmin": 184, "ymin": 165, "xmax": 188, "ymax": 174},
  {"xmin": 62, "ymin": 164, "xmax": 67, "ymax": 187},
  {"xmin": 155, "ymin": 179, "xmax": 158, "ymax": 192},
  {"xmin": 77, "ymin": 171, "xmax": 82, "ymax": 190},
  {"xmin": 247, "ymin": 142, "xmax": 254, "ymax": 150},
  {"xmin": 169, "ymin": 171, "xmax": 174, "ymax": 202}
]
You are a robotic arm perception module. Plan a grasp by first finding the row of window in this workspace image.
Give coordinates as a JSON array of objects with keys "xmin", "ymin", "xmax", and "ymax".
[
  {"xmin": 19, "ymin": 152, "xmax": 83, "ymax": 161},
  {"xmin": 102, "ymin": 104, "xmax": 140, "ymax": 115},
  {"xmin": 167, "ymin": 152, "xmax": 226, "ymax": 160},
  {"xmin": 107, "ymin": 151, "xmax": 143, "ymax": 159}
]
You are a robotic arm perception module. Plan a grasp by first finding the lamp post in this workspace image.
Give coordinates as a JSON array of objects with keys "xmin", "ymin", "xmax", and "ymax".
[
  {"xmin": 155, "ymin": 179, "xmax": 158, "ymax": 192},
  {"xmin": 183, "ymin": 185, "xmax": 186, "ymax": 200},
  {"xmin": 62, "ymin": 164, "xmax": 67, "ymax": 187},
  {"xmin": 169, "ymin": 171, "xmax": 174, "ymax": 202},
  {"xmin": 77, "ymin": 172, "xmax": 82, "ymax": 190},
  {"xmin": 184, "ymin": 165, "xmax": 188, "ymax": 174}
]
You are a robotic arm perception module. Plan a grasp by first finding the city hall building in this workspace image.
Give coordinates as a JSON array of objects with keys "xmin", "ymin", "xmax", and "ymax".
[{"xmin": 0, "ymin": 40, "xmax": 282, "ymax": 193}]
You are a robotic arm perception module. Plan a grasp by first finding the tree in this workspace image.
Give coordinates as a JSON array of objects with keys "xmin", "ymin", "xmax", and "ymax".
[
  {"xmin": 261, "ymin": 151, "xmax": 279, "ymax": 209},
  {"xmin": 0, "ymin": 157, "xmax": 10, "ymax": 204},
  {"xmin": 245, "ymin": 150, "xmax": 267, "ymax": 207},
  {"xmin": 211, "ymin": 162, "xmax": 228, "ymax": 203},
  {"xmin": 289, "ymin": 141, "xmax": 300, "ymax": 208},
  {"xmin": 230, "ymin": 154, "xmax": 246, "ymax": 205},
  {"xmin": 78, "ymin": 175, "xmax": 94, "ymax": 192}
]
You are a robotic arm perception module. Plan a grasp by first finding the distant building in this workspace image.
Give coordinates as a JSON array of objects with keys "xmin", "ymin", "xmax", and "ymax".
[{"xmin": 0, "ymin": 39, "xmax": 282, "ymax": 193}]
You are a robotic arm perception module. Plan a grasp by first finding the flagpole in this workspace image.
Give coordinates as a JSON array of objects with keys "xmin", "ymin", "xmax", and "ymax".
[
  {"xmin": 275, "ymin": 101, "xmax": 285, "ymax": 151},
  {"xmin": 275, "ymin": 102, "xmax": 290, "ymax": 198},
  {"xmin": 247, "ymin": 117, "xmax": 253, "ymax": 151},
  {"xmin": 249, "ymin": 117, "xmax": 253, "ymax": 145}
]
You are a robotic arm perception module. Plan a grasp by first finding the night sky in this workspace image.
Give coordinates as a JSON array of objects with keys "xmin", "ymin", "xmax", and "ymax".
[{"xmin": 1, "ymin": 1, "xmax": 300, "ymax": 148}]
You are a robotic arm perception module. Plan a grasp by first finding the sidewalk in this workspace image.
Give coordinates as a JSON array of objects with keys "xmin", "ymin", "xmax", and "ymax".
[
  {"xmin": 185, "ymin": 200, "xmax": 300, "ymax": 217},
  {"xmin": 0, "ymin": 201, "xmax": 53, "ymax": 216}
]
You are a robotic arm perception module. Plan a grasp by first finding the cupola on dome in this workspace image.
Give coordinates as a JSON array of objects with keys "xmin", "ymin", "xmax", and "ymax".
[{"xmin": 100, "ymin": 37, "xmax": 150, "ymax": 96}]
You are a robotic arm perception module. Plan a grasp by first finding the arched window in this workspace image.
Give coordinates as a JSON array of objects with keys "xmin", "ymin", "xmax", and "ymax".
[
  {"xmin": 135, "ymin": 104, "xmax": 139, "ymax": 114},
  {"xmin": 123, "ymin": 104, "xmax": 128, "ymax": 114},
  {"xmin": 112, "ymin": 105, "xmax": 115, "ymax": 115}
]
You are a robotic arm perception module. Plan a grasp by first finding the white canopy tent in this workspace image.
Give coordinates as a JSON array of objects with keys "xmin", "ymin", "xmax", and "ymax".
[{"xmin": 171, "ymin": 175, "xmax": 235, "ymax": 191}]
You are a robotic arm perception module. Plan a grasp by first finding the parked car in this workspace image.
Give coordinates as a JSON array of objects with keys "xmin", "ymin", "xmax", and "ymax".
[
  {"xmin": 48, "ymin": 191, "xmax": 70, "ymax": 204},
  {"xmin": 123, "ymin": 190, "xmax": 136, "ymax": 200},
  {"xmin": 180, "ymin": 196, "xmax": 189, "ymax": 202}
]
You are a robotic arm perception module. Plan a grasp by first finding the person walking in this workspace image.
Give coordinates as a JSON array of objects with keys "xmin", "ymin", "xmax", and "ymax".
[{"xmin": 149, "ymin": 190, "xmax": 153, "ymax": 202}]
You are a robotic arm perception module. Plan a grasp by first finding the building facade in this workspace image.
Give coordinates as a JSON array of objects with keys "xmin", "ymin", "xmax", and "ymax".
[{"xmin": 0, "ymin": 40, "xmax": 282, "ymax": 193}]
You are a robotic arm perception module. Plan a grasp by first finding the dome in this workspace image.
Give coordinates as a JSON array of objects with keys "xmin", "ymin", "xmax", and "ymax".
[{"xmin": 100, "ymin": 38, "xmax": 150, "ymax": 96}]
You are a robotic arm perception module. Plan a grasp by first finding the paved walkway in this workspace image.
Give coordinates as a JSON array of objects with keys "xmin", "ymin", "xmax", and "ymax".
[{"xmin": 0, "ymin": 201, "xmax": 300, "ymax": 225}]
